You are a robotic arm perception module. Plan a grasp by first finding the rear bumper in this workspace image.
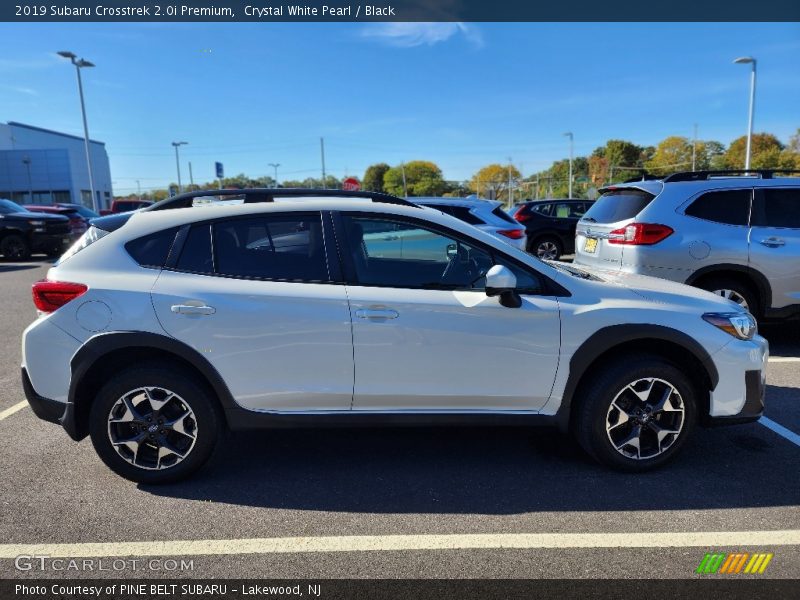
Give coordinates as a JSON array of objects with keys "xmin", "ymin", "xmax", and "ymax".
[{"xmin": 21, "ymin": 367, "xmax": 66, "ymax": 425}]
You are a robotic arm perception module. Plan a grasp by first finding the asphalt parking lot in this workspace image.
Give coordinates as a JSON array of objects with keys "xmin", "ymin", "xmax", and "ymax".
[{"xmin": 1, "ymin": 258, "xmax": 798, "ymax": 580}]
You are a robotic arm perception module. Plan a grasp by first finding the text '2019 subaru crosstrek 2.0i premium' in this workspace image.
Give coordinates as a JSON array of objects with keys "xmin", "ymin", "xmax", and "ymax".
[{"xmin": 22, "ymin": 189, "xmax": 768, "ymax": 483}]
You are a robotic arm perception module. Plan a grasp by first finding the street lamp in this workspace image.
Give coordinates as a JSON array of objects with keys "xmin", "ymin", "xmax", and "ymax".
[
  {"xmin": 268, "ymin": 163, "xmax": 280, "ymax": 187},
  {"xmin": 564, "ymin": 132, "xmax": 574, "ymax": 198},
  {"xmin": 733, "ymin": 56, "xmax": 757, "ymax": 171},
  {"xmin": 58, "ymin": 50, "xmax": 97, "ymax": 212},
  {"xmin": 21, "ymin": 156, "xmax": 33, "ymax": 203},
  {"xmin": 171, "ymin": 141, "xmax": 188, "ymax": 193}
]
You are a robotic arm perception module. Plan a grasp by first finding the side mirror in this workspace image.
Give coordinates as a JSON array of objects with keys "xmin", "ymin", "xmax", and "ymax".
[{"xmin": 485, "ymin": 265, "xmax": 522, "ymax": 308}]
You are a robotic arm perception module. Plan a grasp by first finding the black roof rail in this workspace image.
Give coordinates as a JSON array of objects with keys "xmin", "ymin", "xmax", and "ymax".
[
  {"xmin": 144, "ymin": 188, "xmax": 419, "ymax": 211},
  {"xmin": 663, "ymin": 169, "xmax": 800, "ymax": 183}
]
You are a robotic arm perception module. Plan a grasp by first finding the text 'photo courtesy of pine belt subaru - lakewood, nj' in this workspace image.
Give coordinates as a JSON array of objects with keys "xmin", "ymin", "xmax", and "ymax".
[{"xmin": 22, "ymin": 188, "xmax": 767, "ymax": 483}]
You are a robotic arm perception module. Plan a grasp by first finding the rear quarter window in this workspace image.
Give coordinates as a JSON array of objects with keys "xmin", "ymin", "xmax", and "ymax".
[
  {"xmin": 125, "ymin": 228, "xmax": 178, "ymax": 268},
  {"xmin": 491, "ymin": 206, "xmax": 517, "ymax": 224},
  {"xmin": 583, "ymin": 189, "xmax": 655, "ymax": 223}
]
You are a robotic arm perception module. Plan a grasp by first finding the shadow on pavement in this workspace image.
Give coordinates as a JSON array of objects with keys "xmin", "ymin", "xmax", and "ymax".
[
  {"xmin": 0, "ymin": 264, "xmax": 40, "ymax": 273},
  {"xmin": 143, "ymin": 397, "xmax": 800, "ymax": 513}
]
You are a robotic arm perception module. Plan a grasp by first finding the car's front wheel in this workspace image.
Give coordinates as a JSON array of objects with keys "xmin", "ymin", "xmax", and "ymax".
[
  {"xmin": 0, "ymin": 234, "xmax": 31, "ymax": 260},
  {"xmin": 89, "ymin": 364, "xmax": 221, "ymax": 484},
  {"xmin": 574, "ymin": 357, "xmax": 697, "ymax": 471}
]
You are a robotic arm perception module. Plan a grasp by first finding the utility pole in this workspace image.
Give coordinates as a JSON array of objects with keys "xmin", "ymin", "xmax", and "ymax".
[
  {"xmin": 22, "ymin": 156, "xmax": 33, "ymax": 203},
  {"xmin": 188, "ymin": 161, "xmax": 194, "ymax": 188},
  {"xmin": 268, "ymin": 163, "xmax": 280, "ymax": 186},
  {"xmin": 401, "ymin": 162, "xmax": 408, "ymax": 197},
  {"xmin": 564, "ymin": 132, "xmax": 574, "ymax": 198},
  {"xmin": 692, "ymin": 123, "xmax": 698, "ymax": 171},
  {"xmin": 320, "ymin": 137, "xmax": 326, "ymax": 188},
  {"xmin": 136, "ymin": 180, "xmax": 141, "ymax": 200},
  {"xmin": 507, "ymin": 157, "xmax": 513, "ymax": 210}
]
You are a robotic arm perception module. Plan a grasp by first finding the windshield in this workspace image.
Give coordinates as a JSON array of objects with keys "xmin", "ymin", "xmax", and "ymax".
[
  {"xmin": 582, "ymin": 189, "xmax": 655, "ymax": 224},
  {"xmin": 71, "ymin": 205, "xmax": 100, "ymax": 219},
  {"xmin": 0, "ymin": 199, "xmax": 30, "ymax": 215}
]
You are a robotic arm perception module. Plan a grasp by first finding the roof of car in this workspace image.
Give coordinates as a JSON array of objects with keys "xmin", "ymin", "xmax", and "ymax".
[{"xmin": 412, "ymin": 196, "xmax": 502, "ymax": 208}]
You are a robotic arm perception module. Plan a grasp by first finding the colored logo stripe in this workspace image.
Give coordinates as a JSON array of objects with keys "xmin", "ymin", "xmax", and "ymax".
[{"xmin": 697, "ymin": 552, "xmax": 773, "ymax": 574}]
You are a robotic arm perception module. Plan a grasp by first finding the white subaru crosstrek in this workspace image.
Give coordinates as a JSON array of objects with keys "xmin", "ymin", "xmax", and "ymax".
[{"xmin": 22, "ymin": 189, "xmax": 768, "ymax": 483}]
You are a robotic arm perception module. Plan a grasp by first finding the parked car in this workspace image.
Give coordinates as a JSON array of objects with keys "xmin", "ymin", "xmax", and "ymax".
[
  {"xmin": 0, "ymin": 199, "xmax": 71, "ymax": 259},
  {"xmin": 23, "ymin": 188, "xmax": 766, "ymax": 483},
  {"xmin": 99, "ymin": 199, "xmax": 153, "ymax": 216},
  {"xmin": 513, "ymin": 199, "xmax": 594, "ymax": 260},
  {"xmin": 574, "ymin": 170, "xmax": 800, "ymax": 320},
  {"xmin": 26, "ymin": 205, "xmax": 90, "ymax": 240},
  {"xmin": 413, "ymin": 196, "xmax": 527, "ymax": 250}
]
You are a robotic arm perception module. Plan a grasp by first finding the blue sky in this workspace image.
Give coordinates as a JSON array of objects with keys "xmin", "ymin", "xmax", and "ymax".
[{"xmin": 1, "ymin": 22, "xmax": 798, "ymax": 194}]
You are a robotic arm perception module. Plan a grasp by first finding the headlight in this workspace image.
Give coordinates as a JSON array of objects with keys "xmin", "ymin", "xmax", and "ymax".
[{"xmin": 702, "ymin": 312, "xmax": 757, "ymax": 340}]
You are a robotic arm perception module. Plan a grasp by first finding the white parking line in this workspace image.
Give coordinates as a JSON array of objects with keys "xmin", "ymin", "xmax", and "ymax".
[
  {"xmin": 0, "ymin": 530, "xmax": 798, "ymax": 560},
  {"xmin": 760, "ymin": 417, "xmax": 800, "ymax": 448},
  {"xmin": 768, "ymin": 357, "xmax": 800, "ymax": 363},
  {"xmin": 0, "ymin": 400, "xmax": 27, "ymax": 421}
]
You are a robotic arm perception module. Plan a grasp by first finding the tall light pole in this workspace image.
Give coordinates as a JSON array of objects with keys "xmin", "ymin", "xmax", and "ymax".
[
  {"xmin": 320, "ymin": 137, "xmax": 326, "ymax": 188},
  {"xmin": 507, "ymin": 157, "xmax": 514, "ymax": 209},
  {"xmin": 692, "ymin": 123, "xmax": 698, "ymax": 171},
  {"xmin": 733, "ymin": 56, "xmax": 757, "ymax": 171},
  {"xmin": 171, "ymin": 141, "xmax": 188, "ymax": 193},
  {"xmin": 564, "ymin": 132, "xmax": 574, "ymax": 198},
  {"xmin": 58, "ymin": 51, "xmax": 97, "ymax": 211},
  {"xmin": 268, "ymin": 163, "xmax": 280, "ymax": 186}
]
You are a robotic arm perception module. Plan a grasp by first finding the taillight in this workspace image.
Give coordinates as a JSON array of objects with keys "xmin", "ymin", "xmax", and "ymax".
[
  {"xmin": 514, "ymin": 211, "xmax": 531, "ymax": 222},
  {"xmin": 498, "ymin": 229, "xmax": 525, "ymax": 240},
  {"xmin": 32, "ymin": 280, "xmax": 87, "ymax": 313},
  {"xmin": 608, "ymin": 223, "xmax": 673, "ymax": 245}
]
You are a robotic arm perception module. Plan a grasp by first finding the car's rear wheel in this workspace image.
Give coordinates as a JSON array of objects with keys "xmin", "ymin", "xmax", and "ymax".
[
  {"xmin": 574, "ymin": 357, "xmax": 697, "ymax": 471},
  {"xmin": 696, "ymin": 276, "xmax": 760, "ymax": 318},
  {"xmin": 0, "ymin": 235, "xmax": 31, "ymax": 260},
  {"xmin": 529, "ymin": 235, "xmax": 563, "ymax": 261},
  {"xmin": 89, "ymin": 364, "xmax": 221, "ymax": 484}
]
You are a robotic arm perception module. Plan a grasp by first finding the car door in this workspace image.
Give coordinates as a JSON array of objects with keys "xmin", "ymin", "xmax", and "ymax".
[
  {"xmin": 338, "ymin": 212, "xmax": 561, "ymax": 412},
  {"xmin": 150, "ymin": 212, "xmax": 354, "ymax": 412},
  {"xmin": 749, "ymin": 187, "xmax": 800, "ymax": 310}
]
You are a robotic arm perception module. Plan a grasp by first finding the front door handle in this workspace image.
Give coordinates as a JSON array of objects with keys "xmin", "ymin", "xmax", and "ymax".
[
  {"xmin": 759, "ymin": 237, "xmax": 785, "ymax": 248},
  {"xmin": 171, "ymin": 304, "xmax": 216, "ymax": 316},
  {"xmin": 355, "ymin": 308, "xmax": 399, "ymax": 320}
]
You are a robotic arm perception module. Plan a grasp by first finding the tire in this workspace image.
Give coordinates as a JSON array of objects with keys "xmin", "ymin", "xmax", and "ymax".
[
  {"xmin": 695, "ymin": 276, "xmax": 760, "ymax": 318},
  {"xmin": 529, "ymin": 235, "xmax": 563, "ymax": 261},
  {"xmin": 45, "ymin": 248, "xmax": 64, "ymax": 258},
  {"xmin": 89, "ymin": 364, "xmax": 222, "ymax": 484},
  {"xmin": 573, "ymin": 356, "xmax": 697, "ymax": 472},
  {"xmin": 0, "ymin": 234, "xmax": 31, "ymax": 260}
]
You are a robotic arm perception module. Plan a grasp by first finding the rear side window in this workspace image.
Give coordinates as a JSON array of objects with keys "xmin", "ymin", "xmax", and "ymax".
[
  {"xmin": 213, "ymin": 214, "xmax": 328, "ymax": 282},
  {"xmin": 125, "ymin": 228, "xmax": 178, "ymax": 268},
  {"xmin": 754, "ymin": 188, "xmax": 800, "ymax": 228},
  {"xmin": 531, "ymin": 203, "xmax": 552, "ymax": 216},
  {"xmin": 491, "ymin": 206, "xmax": 517, "ymax": 224},
  {"xmin": 428, "ymin": 204, "xmax": 484, "ymax": 225},
  {"xmin": 584, "ymin": 189, "xmax": 655, "ymax": 223},
  {"xmin": 685, "ymin": 189, "xmax": 751, "ymax": 226}
]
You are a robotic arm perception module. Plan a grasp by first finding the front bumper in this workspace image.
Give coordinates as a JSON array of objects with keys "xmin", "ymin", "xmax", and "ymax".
[{"xmin": 706, "ymin": 334, "xmax": 768, "ymax": 425}]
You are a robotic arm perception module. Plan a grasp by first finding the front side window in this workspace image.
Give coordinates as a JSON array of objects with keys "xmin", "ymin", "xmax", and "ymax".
[
  {"xmin": 684, "ymin": 189, "xmax": 751, "ymax": 226},
  {"xmin": 342, "ymin": 215, "xmax": 542, "ymax": 293},
  {"xmin": 212, "ymin": 214, "xmax": 328, "ymax": 282},
  {"xmin": 754, "ymin": 188, "xmax": 800, "ymax": 228}
]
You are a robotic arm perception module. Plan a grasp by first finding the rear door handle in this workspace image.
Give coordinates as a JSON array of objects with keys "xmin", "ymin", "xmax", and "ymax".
[
  {"xmin": 171, "ymin": 304, "xmax": 216, "ymax": 315},
  {"xmin": 355, "ymin": 308, "xmax": 399, "ymax": 320},
  {"xmin": 759, "ymin": 237, "xmax": 785, "ymax": 248}
]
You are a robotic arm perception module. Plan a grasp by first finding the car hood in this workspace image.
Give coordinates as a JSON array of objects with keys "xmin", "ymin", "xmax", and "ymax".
[{"xmin": 550, "ymin": 261, "xmax": 746, "ymax": 314}]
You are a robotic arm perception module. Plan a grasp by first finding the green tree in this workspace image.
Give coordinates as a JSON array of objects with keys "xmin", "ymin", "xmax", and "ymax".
[
  {"xmin": 723, "ymin": 133, "xmax": 784, "ymax": 169},
  {"xmin": 362, "ymin": 163, "xmax": 390, "ymax": 193},
  {"xmin": 645, "ymin": 136, "xmax": 693, "ymax": 175},
  {"xmin": 590, "ymin": 140, "xmax": 645, "ymax": 183},
  {"xmin": 383, "ymin": 161, "xmax": 447, "ymax": 197},
  {"xmin": 468, "ymin": 163, "xmax": 522, "ymax": 202}
]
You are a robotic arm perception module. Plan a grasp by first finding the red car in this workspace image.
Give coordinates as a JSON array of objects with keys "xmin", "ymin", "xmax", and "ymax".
[
  {"xmin": 99, "ymin": 199, "xmax": 153, "ymax": 216},
  {"xmin": 25, "ymin": 204, "xmax": 96, "ymax": 240}
]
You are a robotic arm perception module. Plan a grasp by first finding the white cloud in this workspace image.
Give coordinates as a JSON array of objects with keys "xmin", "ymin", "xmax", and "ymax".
[
  {"xmin": 4, "ymin": 85, "xmax": 39, "ymax": 96},
  {"xmin": 360, "ymin": 23, "xmax": 483, "ymax": 48}
]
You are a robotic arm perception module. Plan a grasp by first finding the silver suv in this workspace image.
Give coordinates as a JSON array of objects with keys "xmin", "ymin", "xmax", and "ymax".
[{"xmin": 574, "ymin": 170, "xmax": 800, "ymax": 320}]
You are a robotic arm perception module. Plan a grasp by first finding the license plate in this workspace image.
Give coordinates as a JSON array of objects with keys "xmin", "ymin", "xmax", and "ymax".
[{"xmin": 584, "ymin": 237, "xmax": 598, "ymax": 253}]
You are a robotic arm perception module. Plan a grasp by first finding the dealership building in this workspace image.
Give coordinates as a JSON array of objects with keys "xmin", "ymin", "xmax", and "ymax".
[{"xmin": 0, "ymin": 121, "xmax": 113, "ymax": 210}]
